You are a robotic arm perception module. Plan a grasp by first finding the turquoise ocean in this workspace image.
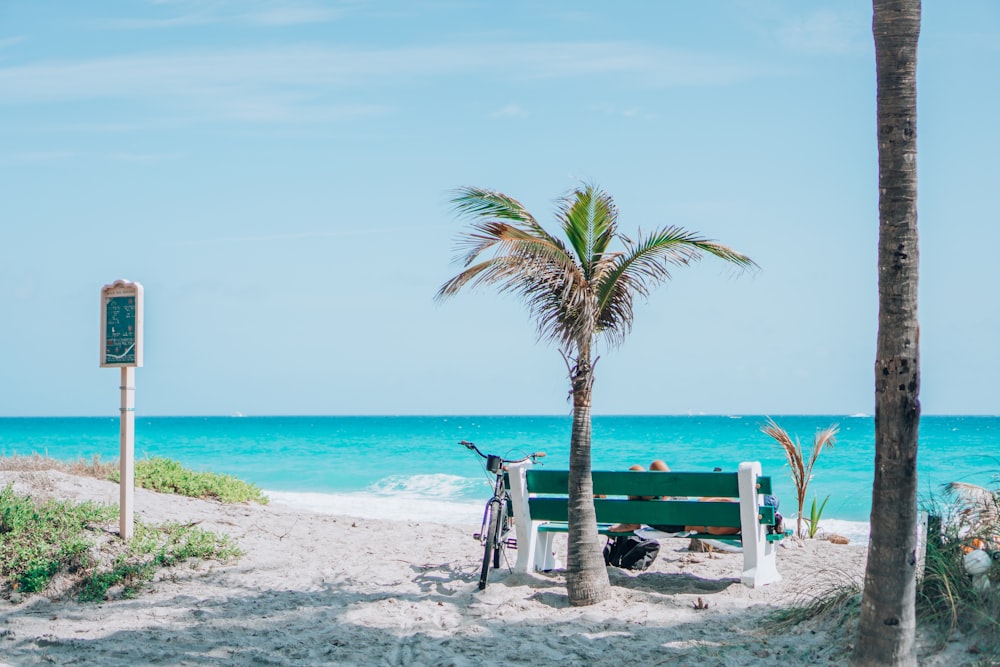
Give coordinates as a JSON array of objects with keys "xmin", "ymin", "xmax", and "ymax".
[{"xmin": 2, "ymin": 415, "xmax": 997, "ymax": 544}]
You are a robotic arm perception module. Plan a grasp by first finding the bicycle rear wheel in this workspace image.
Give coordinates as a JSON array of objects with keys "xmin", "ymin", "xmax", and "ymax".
[{"xmin": 479, "ymin": 499, "xmax": 503, "ymax": 590}]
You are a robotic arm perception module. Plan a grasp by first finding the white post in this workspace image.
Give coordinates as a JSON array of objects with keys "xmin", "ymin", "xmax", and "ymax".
[
  {"xmin": 100, "ymin": 279, "xmax": 143, "ymax": 541},
  {"xmin": 119, "ymin": 366, "xmax": 135, "ymax": 540}
]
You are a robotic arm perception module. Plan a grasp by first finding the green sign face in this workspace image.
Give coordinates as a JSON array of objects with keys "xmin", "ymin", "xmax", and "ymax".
[{"xmin": 104, "ymin": 295, "xmax": 137, "ymax": 365}]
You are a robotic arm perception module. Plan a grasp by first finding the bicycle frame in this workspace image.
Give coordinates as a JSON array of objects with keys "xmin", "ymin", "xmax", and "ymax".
[{"xmin": 460, "ymin": 440, "xmax": 543, "ymax": 590}]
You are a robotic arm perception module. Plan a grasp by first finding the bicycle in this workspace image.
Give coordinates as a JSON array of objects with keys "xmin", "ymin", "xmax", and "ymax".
[{"xmin": 460, "ymin": 440, "xmax": 545, "ymax": 589}]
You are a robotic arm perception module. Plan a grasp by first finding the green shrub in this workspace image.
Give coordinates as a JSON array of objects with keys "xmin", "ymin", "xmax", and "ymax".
[
  {"xmin": 1, "ymin": 486, "xmax": 115, "ymax": 594},
  {"xmin": 109, "ymin": 457, "xmax": 268, "ymax": 504},
  {"xmin": 1, "ymin": 484, "xmax": 242, "ymax": 602}
]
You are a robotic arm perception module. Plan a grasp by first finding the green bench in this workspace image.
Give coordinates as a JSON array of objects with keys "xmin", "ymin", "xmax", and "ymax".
[{"xmin": 506, "ymin": 461, "xmax": 788, "ymax": 587}]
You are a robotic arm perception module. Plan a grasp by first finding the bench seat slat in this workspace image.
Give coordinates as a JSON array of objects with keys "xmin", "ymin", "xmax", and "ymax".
[
  {"xmin": 536, "ymin": 521, "xmax": 789, "ymax": 543},
  {"xmin": 525, "ymin": 469, "xmax": 773, "ymax": 497},
  {"xmin": 527, "ymin": 497, "xmax": 776, "ymax": 527}
]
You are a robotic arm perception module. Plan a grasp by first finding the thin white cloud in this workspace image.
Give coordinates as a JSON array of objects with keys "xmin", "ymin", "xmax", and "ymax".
[
  {"xmin": 245, "ymin": 7, "xmax": 345, "ymax": 26},
  {"xmin": 0, "ymin": 42, "xmax": 770, "ymax": 100},
  {"xmin": 778, "ymin": 9, "xmax": 868, "ymax": 55},
  {"xmin": 107, "ymin": 151, "xmax": 184, "ymax": 162},
  {"xmin": 0, "ymin": 149, "xmax": 182, "ymax": 164},
  {"xmin": 166, "ymin": 226, "xmax": 447, "ymax": 247},
  {"xmin": 0, "ymin": 42, "xmax": 774, "ymax": 126},
  {"xmin": 96, "ymin": 1, "xmax": 346, "ymax": 29},
  {"xmin": 592, "ymin": 104, "xmax": 655, "ymax": 120},
  {"xmin": 0, "ymin": 36, "xmax": 27, "ymax": 50},
  {"xmin": 2, "ymin": 150, "xmax": 77, "ymax": 163},
  {"xmin": 97, "ymin": 16, "xmax": 215, "ymax": 30},
  {"xmin": 490, "ymin": 104, "xmax": 527, "ymax": 119}
]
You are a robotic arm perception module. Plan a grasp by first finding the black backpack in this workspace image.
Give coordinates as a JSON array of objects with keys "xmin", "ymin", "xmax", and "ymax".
[{"xmin": 603, "ymin": 535, "xmax": 660, "ymax": 571}]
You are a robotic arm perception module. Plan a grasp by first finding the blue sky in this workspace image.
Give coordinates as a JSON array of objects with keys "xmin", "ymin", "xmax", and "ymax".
[{"xmin": 1, "ymin": 1, "xmax": 997, "ymax": 417}]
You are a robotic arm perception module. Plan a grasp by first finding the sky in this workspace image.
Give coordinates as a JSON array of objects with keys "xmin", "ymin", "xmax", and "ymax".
[{"xmin": 1, "ymin": 1, "xmax": 998, "ymax": 417}]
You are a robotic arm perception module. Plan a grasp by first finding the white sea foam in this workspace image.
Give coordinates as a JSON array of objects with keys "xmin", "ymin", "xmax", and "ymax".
[
  {"xmin": 367, "ymin": 473, "xmax": 483, "ymax": 499},
  {"xmin": 269, "ymin": 479, "xmax": 875, "ymax": 544}
]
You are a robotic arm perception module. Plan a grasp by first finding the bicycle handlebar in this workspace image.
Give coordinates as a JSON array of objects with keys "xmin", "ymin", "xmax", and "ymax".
[{"xmin": 459, "ymin": 440, "xmax": 545, "ymax": 464}]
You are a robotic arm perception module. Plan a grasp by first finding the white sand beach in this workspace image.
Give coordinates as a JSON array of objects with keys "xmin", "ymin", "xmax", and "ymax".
[{"xmin": 0, "ymin": 471, "xmax": 982, "ymax": 666}]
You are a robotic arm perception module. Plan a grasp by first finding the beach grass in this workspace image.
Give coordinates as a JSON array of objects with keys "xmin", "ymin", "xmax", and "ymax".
[
  {"xmin": 0, "ymin": 484, "xmax": 241, "ymax": 602},
  {"xmin": 918, "ymin": 481, "xmax": 1000, "ymax": 656},
  {"xmin": 767, "ymin": 564, "xmax": 863, "ymax": 632},
  {"xmin": 0, "ymin": 454, "xmax": 268, "ymax": 505},
  {"xmin": 769, "ymin": 480, "xmax": 1000, "ymax": 661}
]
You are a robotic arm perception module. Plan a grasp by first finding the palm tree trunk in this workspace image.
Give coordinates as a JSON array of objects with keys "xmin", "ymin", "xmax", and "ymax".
[
  {"xmin": 565, "ymin": 348, "xmax": 611, "ymax": 606},
  {"xmin": 852, "ymin": 1, "xmax": 921, "ymax": 665}
]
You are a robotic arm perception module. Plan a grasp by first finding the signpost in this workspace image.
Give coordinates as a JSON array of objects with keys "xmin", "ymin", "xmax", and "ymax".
[{"xmin": 100, "ymin": 280, "xmax": 144, "ymax": 540}]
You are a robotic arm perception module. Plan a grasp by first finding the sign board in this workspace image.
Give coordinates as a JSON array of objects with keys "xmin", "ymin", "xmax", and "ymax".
[{"xmin": 100, "ymin": 280, "xmax": 143, "ymax": 368}]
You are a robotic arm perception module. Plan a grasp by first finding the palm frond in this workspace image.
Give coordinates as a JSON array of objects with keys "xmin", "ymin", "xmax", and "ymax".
[
  {"xmin": 944, "ymin": 482, "xmax": 999, "ymax": 525},
  {"xmin": 557, "ymin": 183, "xmax": 617, "ymax": 278},
  {"xmin": 592, "ymin": 226, "xmax": 756, "ymax": 346},
  {"xmin": 436, "ymin": 218, "xmax": 592, "ymax": 349},
  {"xmin": 450, "ymin": 186, "xmax": 564, "ymax": 254},
  {"xmin": 440, "ymin": 182, "xmax": 756, "ymax": 354},
  {"xmin": 805, "ymin": 425, "xmax": 838, "ymax": 479},
  {"xmin": 763, "ymin": 418, "xmax": 807, "ymax": 491}
]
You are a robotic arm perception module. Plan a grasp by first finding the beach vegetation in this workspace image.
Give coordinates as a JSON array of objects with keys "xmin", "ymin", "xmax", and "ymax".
[
  {"xmin": 768, "ymin": 477, "xmax": 1000, "ymax": 664},
  {"xmin": 807, "ymin": 494, "xmax": 830, "ymax": 539},
  {"xmin": 769, "ymin": 569, "xmax": 863, "ymax": 630},
  {"xmin": 917, "ymin": 480, "xmax": 1000, "ymax": 658},
  {"xmin": 0, "ymin": 454, "xmax": 267, "ymax": 505},
  {"xmin": 0, "ymin": 484, "xmax": 241, "ymax": 602},
  {"xmin": 109, "ymin": 456, "xmax": 268, "ymax": 504},
  {"xmin": 761, "ymin": 418, "xmax": 838, "ymax": 539},
  {"xmin": 438, "ymin": 182, "xmax": 755, "ymax": 605}
]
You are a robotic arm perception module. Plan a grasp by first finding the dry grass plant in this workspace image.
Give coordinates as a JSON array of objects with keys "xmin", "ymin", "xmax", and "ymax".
[
  {"xmin": 762, "ymin": 418, "xmax": 838, "ymax": 539},
  {"xmin": 768, "ymin": 565, "xmax": 863, "ymax": 631},
  {"xmin": 0, "ymin": 454, "xmax": 116, "ymax": 479}
]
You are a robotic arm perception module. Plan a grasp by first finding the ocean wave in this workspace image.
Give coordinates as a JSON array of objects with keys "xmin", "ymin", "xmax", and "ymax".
[{"xmin": 366, "ymin": 473, "xmax": 486, "ymax": 500}]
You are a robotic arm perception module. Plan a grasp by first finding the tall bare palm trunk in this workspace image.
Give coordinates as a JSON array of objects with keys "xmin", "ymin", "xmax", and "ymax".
[
  {"xmin": 852, "ymin": 1, "xmax": 921, "ymax": 664},
  {"xmin": 565, "ymin": 348, "xmax": 611, "ymax": 606}
]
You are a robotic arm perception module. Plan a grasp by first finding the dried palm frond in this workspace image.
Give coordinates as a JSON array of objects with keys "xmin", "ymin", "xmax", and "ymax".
[
  {"xmin": 943, "ymin": 481, "xmax": 1000, "ymax": 535},
  {"xmin": 762, "ymin": 418, "xmax": 839, "ymax": 538}
]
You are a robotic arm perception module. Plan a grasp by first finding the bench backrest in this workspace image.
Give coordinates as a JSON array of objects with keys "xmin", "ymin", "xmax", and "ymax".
[{"xmin": 524, "ymin": 469, "xmax": 777, "ymax": 528}]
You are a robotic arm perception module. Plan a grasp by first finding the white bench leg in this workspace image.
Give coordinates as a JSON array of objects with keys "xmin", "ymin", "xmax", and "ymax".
[
  {"xmin": 508, "ymin": 461, "xmax": 562, "ymax": 573},
  {"xmin": 534, "ymin": 531, "xmax": 560, "ymax": 571},
  {"xmin": 738, "ymin": 461, "xmax": 781, "ymax": 587},
  {"xmin": 508, "ymin": 462, "xmax": 537, "ymax": 574}
]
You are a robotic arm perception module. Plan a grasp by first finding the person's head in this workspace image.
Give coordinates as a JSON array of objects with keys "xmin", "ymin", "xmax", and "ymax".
[
  {"xmin": 649, "ymin": 460, "xmax": 670, "ymax": 472},
  {"xmin": 628, "ymin": 464, "xmax": 646, "ymax": 472}
]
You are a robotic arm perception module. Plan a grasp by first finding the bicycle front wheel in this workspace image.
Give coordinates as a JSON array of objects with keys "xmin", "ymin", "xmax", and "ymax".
[
  {"xmin": 493, "ymin": 499, "xmax": 509, "ymax": 569},
  {"xmin": 479, "ymin": 499, "xmax": 503, "ymax": 590}
]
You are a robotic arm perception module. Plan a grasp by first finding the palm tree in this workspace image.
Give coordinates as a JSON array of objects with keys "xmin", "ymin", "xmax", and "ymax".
[
  {"xmin": 852, "ymin": 1, "xmax": 922, "ymax": 665},
  {"xmin": 437, "ymin": 183, "xmax": 756, "ymax": 606}
]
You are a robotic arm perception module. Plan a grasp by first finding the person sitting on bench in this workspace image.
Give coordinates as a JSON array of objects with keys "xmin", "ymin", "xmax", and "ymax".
[{"xmin": 608, "ymin": 460, "xmax": 740, "ymax": 536}]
